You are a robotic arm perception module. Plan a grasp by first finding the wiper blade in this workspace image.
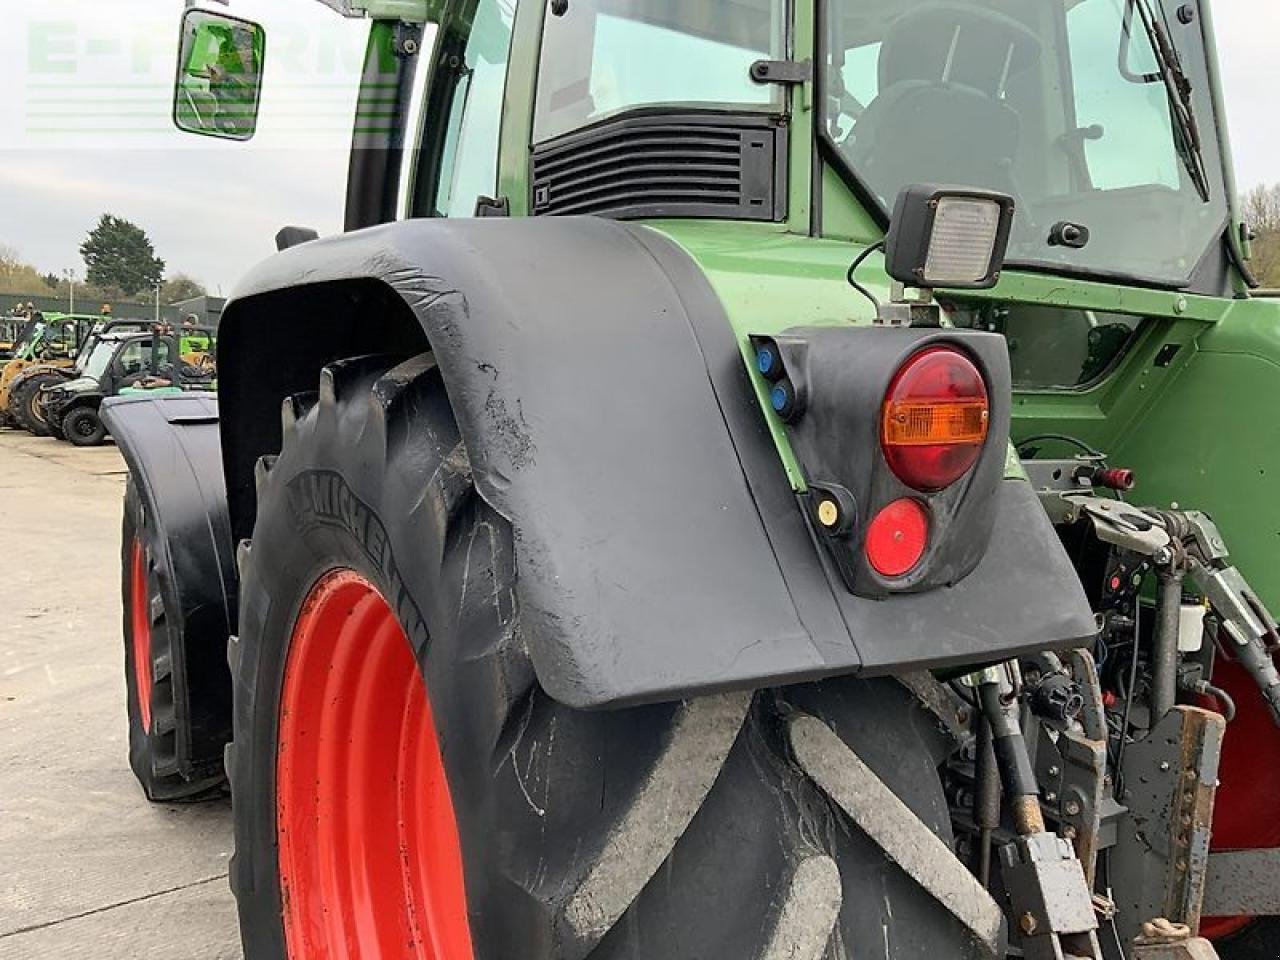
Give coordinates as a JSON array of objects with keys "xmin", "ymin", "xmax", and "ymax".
[{"xmin": 1127, "ymin": 0, "xmax": 1211, "ymax": 202}]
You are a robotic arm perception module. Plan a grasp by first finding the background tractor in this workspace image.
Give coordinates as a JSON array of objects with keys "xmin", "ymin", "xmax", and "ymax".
[
  {"xmin": 45, "ymin": 328, "xmax": 217, "ymax": 446},
  {"xmin": 7, "ymin": 317, "xmax": 151, "ymax": 436},
  {"xmin": 101, "ymin": 1, "xmax": 1280, "ymax": 959},
  {"xmin": 0, "ymin": 312, "xmax": 109, "ymax": 429}
]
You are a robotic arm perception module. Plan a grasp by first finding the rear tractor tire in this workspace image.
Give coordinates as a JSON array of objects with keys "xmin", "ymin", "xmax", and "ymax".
[
  {"xmin": 122, "ymin": 481, "xmax": 225, "ymax": 802},
  {"xmin": 63, "ymin": 405, "xmax": 106, "ymax": 446},
  {"xmin": 229, "ymin": 353, "xmax": 986, "ymax": 960}
]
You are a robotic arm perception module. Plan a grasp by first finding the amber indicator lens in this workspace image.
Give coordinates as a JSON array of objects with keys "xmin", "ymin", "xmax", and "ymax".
[{"xmin": 881, "ymin": 347, "xmax": 989, "ymax": 491}]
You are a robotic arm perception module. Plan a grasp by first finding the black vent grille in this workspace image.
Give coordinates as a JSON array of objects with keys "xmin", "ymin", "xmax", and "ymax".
[{"xmin": 531, "ymin": 113, "xmax": 785, "ymax": 221}]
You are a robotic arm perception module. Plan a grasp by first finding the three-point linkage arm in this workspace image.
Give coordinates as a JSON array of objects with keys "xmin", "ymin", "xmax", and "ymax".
[{"xmin": 1034, "ymin": 473, "xmax": 1280, "ymax": 727}]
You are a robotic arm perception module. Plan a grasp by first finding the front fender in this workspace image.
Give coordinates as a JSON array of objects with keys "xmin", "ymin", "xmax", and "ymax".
[
  {"xmin": 220, "ymin": 217, "xmax": 1095, "ymax": 708},
  {"xmin": 48, "ymin": 391, "xmax": 105, "ymax": 418}
]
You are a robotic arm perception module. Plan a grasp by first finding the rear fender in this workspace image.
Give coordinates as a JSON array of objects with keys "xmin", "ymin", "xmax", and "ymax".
[
  {"xmin": 101, "ymin": 392, "xmax": 235, "ymax": 774},
  {"xmin": 7, "ymin": 363, "xmax": 73, "ymax": 393},
  {"xmin": 218, "ymin": 217, "xmax": 1096, "ymax": 708}
]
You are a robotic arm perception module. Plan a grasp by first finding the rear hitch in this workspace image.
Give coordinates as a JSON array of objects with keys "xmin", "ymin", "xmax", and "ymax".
[{"xmin": 968, "ymin": 665, "xmax": 1105, "ymax": 960}]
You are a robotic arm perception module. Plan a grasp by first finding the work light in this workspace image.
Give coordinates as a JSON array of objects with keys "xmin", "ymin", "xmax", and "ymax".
[{"xmin": 884, "ymin": 185, "xmax": 1016, "ymax": 290}]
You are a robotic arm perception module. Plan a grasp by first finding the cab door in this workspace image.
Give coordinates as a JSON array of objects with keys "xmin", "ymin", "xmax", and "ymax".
[{"xmin": 400, "ymin": 0, "xmax": 519, "ymax": 219}]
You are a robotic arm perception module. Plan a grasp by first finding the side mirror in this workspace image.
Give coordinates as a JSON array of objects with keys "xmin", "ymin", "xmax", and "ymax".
[{"xmin": 173, "ymin": 9, "xmax": 267, "ymax": 141}]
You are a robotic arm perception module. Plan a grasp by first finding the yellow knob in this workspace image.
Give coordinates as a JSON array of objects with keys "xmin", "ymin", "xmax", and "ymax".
[{"xmin": 817, "ymin": 499, "xmax": 840, "ymax": 528}]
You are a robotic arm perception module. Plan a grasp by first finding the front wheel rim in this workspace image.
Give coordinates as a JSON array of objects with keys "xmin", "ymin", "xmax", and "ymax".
[
  {"xmin": 30, "ymin": 392, "xmax": 49, "ymax": 426},
  {"xmin": 275, "ymin": 569, "xmax": 474, "ymax": 959},
  {"xmin": 73, "ymin": 414, "xmax": 96, "ymax": 438}
]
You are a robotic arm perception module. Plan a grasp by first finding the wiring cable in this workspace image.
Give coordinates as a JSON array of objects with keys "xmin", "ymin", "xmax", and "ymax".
[{"xmin": 846, "ymin": 240, "xmax": 886, "ymax": 311}]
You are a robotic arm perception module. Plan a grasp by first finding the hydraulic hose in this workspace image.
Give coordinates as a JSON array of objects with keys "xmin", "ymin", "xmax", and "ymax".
[
  {"xmin": 1185, "ymin": 679, "xmax": 1237, "ymax": 722},
  {"xmin": 974, "ymin": 717, "xmax": 1000, "ymax": 886}
]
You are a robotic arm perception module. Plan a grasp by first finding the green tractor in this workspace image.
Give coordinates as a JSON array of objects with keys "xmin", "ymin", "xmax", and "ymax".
[{"xmin": 102, "ymin": 1, "xmax": 1280, "ymax": 958}]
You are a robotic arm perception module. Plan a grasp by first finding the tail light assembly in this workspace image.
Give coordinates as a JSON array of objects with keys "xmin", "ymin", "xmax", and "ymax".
[
  {"xmin": 750, "ymin": 327, "xmax": 1010, "ymax": 598},
  {"xmin": 881, "ymin": 347, "xmax": 990, "ymax": 492}
]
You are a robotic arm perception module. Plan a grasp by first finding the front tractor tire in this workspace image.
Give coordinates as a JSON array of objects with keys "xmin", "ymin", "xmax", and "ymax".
[
  {"xmin": 64, "ymin": 405, "xmax": 106, "ymax": 446},
  {"xmin": 230, "ymin": 353, "xmax": 988, "ymax": 960},
  {"xmin": 122, "ymin": 482, "xmax": 226, "ymax": 801}
]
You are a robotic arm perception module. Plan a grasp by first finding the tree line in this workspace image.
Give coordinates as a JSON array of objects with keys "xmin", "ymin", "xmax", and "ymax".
[
  {"xmin": 1243, "ymin": 184, "xmax": 1280, "ymax": 288},
  {"xmin": 0, "ymin": 213, "xmax": 207, "ymax": 305},
  {"xmin": 5, "ymin": 195, "xmax": 1280, "ymax": 304}
]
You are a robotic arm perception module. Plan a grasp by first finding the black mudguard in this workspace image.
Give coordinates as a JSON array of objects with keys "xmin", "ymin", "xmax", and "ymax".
[
  {"xmin": 220, "ymin": 217, "xmax": 1096, "ymax": 708},
  {"xmin": 101, "ymin": 392, "xmax": 236, "ymax": 771}
]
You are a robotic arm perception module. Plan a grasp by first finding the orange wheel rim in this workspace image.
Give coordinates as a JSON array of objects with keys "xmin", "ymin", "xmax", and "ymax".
[
  {"xmin": 276, "ymin": 569, "xmax": 474, "ymax": 959},
  {"xmin": 129, "ymin": 538, "xmax": 153, "ymax": 732}
]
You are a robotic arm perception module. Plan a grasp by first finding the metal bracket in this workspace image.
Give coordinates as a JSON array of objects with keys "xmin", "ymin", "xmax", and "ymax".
[
  {"xmin": 1035, "ymin": 725, "xmax": 1111, "ymax": 887},
  {"xmin": 393, "ymin": 21, "xmax": 424, "ymax": 56},
  {"xmin": 999, "ymin": 832, "xmax": 1102, "ymax": 960},
  {"xmin": 1132, "ymin": 939, "xmax": 1220, "ymax": 960},
  {"xmin": 474, "ymin": 195, "xmax": 511, "ymax": 218},
  {"xmin": 1109, "ymin": 706, "xmax": 1225, "ymax": 941},
  {"xmin": 749, "ymin": 59, "xmax": 814, "ymax": 85}
]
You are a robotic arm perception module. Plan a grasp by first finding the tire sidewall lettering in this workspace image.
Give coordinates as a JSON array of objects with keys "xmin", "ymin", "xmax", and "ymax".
[{"xmin": 284, "ymin": 469, "xmax": 430, "ymax": 655}]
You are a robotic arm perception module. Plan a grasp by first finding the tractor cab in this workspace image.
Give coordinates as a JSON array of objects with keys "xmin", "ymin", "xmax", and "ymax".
[
  {"xmin": 171, "ymin": 0, "xmax": 1253, "ymax": 412},
  {"xmin": 0, "ymin": 317, "xmax": 22, "ymax": 359},
  {"xmin": 72, "ymin": 318, "xmax": 151, "ymax": 368}
]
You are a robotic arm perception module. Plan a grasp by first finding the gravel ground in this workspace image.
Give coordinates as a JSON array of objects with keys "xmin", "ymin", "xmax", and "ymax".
[{"xmin": 0, "ymin": 430, "xmax": 240, "ymax": 960}]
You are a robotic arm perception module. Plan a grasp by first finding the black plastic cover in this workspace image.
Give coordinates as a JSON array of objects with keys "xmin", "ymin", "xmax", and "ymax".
[
  {"xmin": 221, "ymin": 216, "xmax": 1097, "ymax": 707},
  {"xmin": 758, "ymin": 326, "xmax": 1010, "ymax": 597}
]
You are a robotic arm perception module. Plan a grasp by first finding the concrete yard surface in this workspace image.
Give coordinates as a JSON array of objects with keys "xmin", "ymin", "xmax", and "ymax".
[{"xmin": 0, "ymin": 431, "xmax": 240, "ymax": 960}]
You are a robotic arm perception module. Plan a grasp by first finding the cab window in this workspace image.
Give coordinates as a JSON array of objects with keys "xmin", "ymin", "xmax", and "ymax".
[
  {"xmin": 114, "ymin": 342, "xmax": 154, "ymax": 377},
  {"xmin": 414, "ymin": 0, "xmax": 517, "ymax": 218},
  {"xmin": 534, "ymin": 0, "xmax": 786, "ymax": 143},
  {"xmin": 1065, "ymin": 0, "xmax": 1179, "ymax": 190},
  {"xmin": 945, "ymin": 301, "xmax": 1143, "ymax": 391}
]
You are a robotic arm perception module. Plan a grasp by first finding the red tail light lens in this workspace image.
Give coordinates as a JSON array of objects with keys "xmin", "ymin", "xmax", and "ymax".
[
  {"xmin": 865, "ymin": 498, "xmax": 929, "ymax": 577},
  {"xmin": 881, "ymin": 347, "xmax": 989, "ymax": 491}
]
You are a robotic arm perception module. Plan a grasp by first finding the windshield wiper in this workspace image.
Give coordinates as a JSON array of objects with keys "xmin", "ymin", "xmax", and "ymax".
[{"xmin": 1126, "ymin": 0, "xmax": 1211, "ymax": 202}]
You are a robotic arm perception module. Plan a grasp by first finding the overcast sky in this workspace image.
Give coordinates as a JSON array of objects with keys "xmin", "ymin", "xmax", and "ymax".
[{"xmin": 1, "ymin": 1, "xmax": 1277, "ymax": 294}]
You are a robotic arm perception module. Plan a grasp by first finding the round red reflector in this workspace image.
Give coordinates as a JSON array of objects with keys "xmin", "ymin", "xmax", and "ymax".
[
  {"xmin": 865, "ymin": 498, "xmax": 929, "ymax": 578},
  {"xmin": 881, "ymin": 347, "xmax": 989, "ymax": 492}
]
